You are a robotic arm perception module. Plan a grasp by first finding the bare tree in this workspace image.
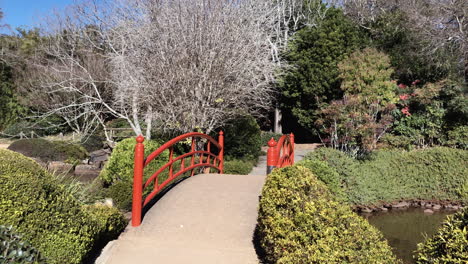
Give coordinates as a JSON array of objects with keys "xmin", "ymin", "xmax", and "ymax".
[{"xmin": 403, "ymin": 0, "xmax": 468, "ymax": 82}]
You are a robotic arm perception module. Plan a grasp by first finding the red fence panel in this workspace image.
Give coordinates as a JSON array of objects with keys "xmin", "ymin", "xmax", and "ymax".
[
  {"xmin": 132, "ymin": 131, "xmax": 224, "ymax": 227},
  {"xmin": 266, "ymin": 133, "xmax": 294, "ymax": 174}
]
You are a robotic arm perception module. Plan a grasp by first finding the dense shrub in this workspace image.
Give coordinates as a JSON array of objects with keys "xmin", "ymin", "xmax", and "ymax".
[
  {"xmin": 445, "ymin": 125, "xmax": 468, "ymax": 150},
  {"xmin": 257, "ymin": 165, "xmax": 399, "ymax": 263},
  {"xmin": 8, "ymin": 138, "xmax": 88, "ymax": 163},
  {"xmin": 80, "ymin": 134, "xmax": 106, "ymax": 152},
  {"xmin": 221, "ymin": 114, "xmax": 262, "ymax": 161},
  {"xmin": 223, "ymin": 159, "xmax": 254, "ymax": 175},
  {"xmin": 0, "ymin": 225, "xmax": 45, "ymax": 263},
  {"xmin": 0, "ymin": 149, "xmax": 126, "ymax": 264},
  {"xmin": 99, "ymin": 137, "xmax": 169, "ymax": 185},
  {"xmin": 304, "ymin": 147, "xmax": 468, "ymax": 205},
  {"xmin": 416, "ymin": 207, "xmax": 468, "ymax": 263},
  {"xmin": 260, "ymin": 131, "xmax": 283, "ymax": 146}
]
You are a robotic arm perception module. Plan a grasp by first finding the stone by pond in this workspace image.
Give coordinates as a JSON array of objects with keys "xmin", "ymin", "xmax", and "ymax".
[{"xmin": 360, "ymin": 207, "xmax": 456, "ymax": 264}]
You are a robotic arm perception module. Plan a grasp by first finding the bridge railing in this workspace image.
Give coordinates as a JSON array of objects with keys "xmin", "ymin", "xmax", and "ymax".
[
  {"xmin": 132, "ymin": 131, "xmax": 224, "ymax": 227},
  {"xmin": 266, "ymin": 133, "xmax": 294, "ymax": 174}
]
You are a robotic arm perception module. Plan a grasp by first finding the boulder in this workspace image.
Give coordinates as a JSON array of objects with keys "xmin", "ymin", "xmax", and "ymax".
[
  {"xmin": 432, "ymin": 204, "xmax": 442, "ymax": 210},
  {"xmin": 392, "ymin": 201, "xmax": 410, "ymax": 209},
  {"xmin": 74, "ymin": 164, "xmax": 100, "ymax": 181},
  {"xmin": 424, "ymin": 209, "xmax": 434, "ymax": 214},
  {"xmin": 89, "ymin": 149, "xmax": 111, "ymax": 167},
  {"xmin": 361, "ymin": 207, "xmax": 373, "ymax": 213}
]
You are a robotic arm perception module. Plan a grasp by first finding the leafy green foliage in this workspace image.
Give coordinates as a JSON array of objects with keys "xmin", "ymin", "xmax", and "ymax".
[
  {"xmin": 257, "ymin": 165, "xmax": 399, "ymax": 263},
  {"xmin": 445, "ymin": 126, "xmax": 468, "ymax": 150},
  {"xmin": 104, "ymin": 181, "xmax": 134, "ymax": 211},
  {"xmin": 0, "ymin": 149, "xmax": 126, "ymax": 264},
  {"xmin": 0, "ymin": 225, "xmax": 46, "ymax": 263},
  {"xmin": 223, "ymin": 159, "xmax": 254, "ymax": 175},
  {"xmin": 99, "ymin": 137, "xmax": 168, "ymax": 185},
  {"xmin": 8, "ymin": 138, "xmax": 88, "ymax": 162},
  {"xmin": 305, "ymin": 147, "xmax": 468, "ymax": 205},
  {"xmin": 221, "ymin": 114, "xmax": 261, "ymax": 161},
  {"xmin": 279, "ymin": 7, "xmax": 368, "ymax": 130},
  {"xmin": 416, "ymin": 207, "xmax": 468, "ymax": 264}
]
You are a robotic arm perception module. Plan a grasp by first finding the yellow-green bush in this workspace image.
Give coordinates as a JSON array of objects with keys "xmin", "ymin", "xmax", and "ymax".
[
  {"xmin": 257, "ymin": 165, "xmax": 400, "ymax": 263},
  {"xmin": 415, "ymin": 207, "xmax": 468, "ymax": 264},
  {"xmin": 0, "ymin": 149, "xmax": 126, "ymax": 264},
  {"xmin": 223, "ymin": 159, "xmax": 254, "ymax": 175}
]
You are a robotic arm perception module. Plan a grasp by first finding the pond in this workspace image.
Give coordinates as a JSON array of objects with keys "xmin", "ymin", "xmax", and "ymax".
[{"xmin": 361, "ymin": 208, "xmax": 455, "ymax": 264}]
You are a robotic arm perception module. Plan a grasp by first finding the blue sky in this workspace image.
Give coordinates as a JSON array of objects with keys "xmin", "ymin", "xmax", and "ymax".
[{"xmin": 1, "ymin": 0, "xmax": 73, "ymax": 33}]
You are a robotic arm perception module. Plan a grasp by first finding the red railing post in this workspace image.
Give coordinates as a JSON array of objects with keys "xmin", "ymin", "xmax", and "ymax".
[
  {"xmin": 218, "ymin": 131, "xmax": 224, "ymax": 174},
  {"xmin": 132, "ymin": 135, "xmax": 145, "ymax": 227},
  {"xmin": 267, "ymin": 138, "xmax": 278, "ymax": 174},
  {"xmin": 290, "ymin": 133, "xmax": 295, "ymax": 165}
]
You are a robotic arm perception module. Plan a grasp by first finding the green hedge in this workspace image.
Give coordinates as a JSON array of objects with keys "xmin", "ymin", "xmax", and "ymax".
[
  {"xmin": 221, "ymin": 114, "xmax": 262, "ymax": 161},
  {"xmin": 257, "ymin": 165, "xmax": 399, "ymax": 263},
  {"xmin": 8, "ymin": 138, "xmax": 88, "ymax": 163},
  {"xmin": 416, "ymin": 207, "xmax": 468, "ymax": 263},
  {"xmin": 304, "ymin": 147, "xmax": 468, "ymax": 205},
  {"xmin": 0, "ymin": 149, "xmax": 126, "ymax": 264},
  {"xmin": 0, "ymin": 225, "xmax": 45, "ymax": 263}
]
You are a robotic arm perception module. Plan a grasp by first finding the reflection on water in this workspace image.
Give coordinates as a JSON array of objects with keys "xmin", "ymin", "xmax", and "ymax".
[{"xmin": 361, "ymin": 208, "xmax": 455, "ymax": 264}]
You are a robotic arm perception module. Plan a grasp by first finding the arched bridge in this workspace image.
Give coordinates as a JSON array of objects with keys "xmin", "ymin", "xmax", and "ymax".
[{"xmin": 96, "ymin": 132, "xmax": 299, "ymax": 264}]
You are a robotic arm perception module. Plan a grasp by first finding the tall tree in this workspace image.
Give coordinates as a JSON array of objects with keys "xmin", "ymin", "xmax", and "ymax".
[{"xmin": 279, "ymin": 7, "xmax": 368, "ymax": 130}]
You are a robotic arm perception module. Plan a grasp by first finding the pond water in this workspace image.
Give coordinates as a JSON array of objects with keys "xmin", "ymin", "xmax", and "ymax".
[{"xmin": 361, "ymin": 208, "xmax": 455, "ymax": 264}]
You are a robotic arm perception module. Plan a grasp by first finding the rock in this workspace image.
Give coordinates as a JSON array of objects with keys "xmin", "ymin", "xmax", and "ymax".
[
  {"xmin": 445, "ymin": 204, "xmax": 458, "ymax": 210},
  {"xmin": 89, "ymin": 149, "xmax": 110, "ymax": 168},
  {"xmin": 393, "ymin": 201, "xmax": 410, "ymax": 209},
  {"xmin": 104, "ymin": 198, "xmax": 114, "ymax": 207},
  {"xmin": 31, "ymin": 158, "xmax": 47, "ymax": 169},
  {"xmin": 47, "ymin": 161, "xmax": 74, "ymax": 174},
  {"xmin": 380, "ymin": 207, "xmax": 388, "ymax": 212},
  {"xmin": 432, "ymin": 204, "xmax": 442, "ymax": 210},
  {"xmin": 424, "ymin": 209, "xmax": 434, "ymax": 214},
  {"xmin": 425, "ymin": 203, "xmax": 433, "ymax": 209},
  {"xmin": 361, "ymin": 208, "xmax": 373, "ymax": 213},
  {"xmin": 74, "ymin": 165, "xmax": 100, "ymax": 181}
]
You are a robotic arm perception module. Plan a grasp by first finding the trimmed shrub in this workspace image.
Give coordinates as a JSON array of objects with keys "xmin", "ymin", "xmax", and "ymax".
[
  {"xmin": 304, "ymin": 147, "xmax": 468, "ymax": 205},
  {"xmin": 257, "ymin": 165, "xmax": 399, "ymax": 263},
  {"xmin": 0, "ymin": 149, "xmax": 125, "ymax": 264},
  {"xmin": 0, "ymin": 225, "xmax": 45, "ymax": 263},
  {"xmin": 99, "ymin": 137, "xmax": 169, "ymax": 185},
  {"xmin": 297, "ymin": 159, "xmax": 345, "ymax": 200},
  {"xmin": 221, "ymin": 114, "xmax": 262, "ymax": 161},
  {"xmin": 416, "ymin": 207, "xmax": 468, "ymax": 263},
  {"xmin": 8, "ymin": 138, "xmax": 88, "ymax": 163},
  {"xmin": 82, "ymin": 204, "xmax": 127, "ymax": 245},
  {"xmin": 445, "ymin": 125, "xmax": 468, "ymax": 150},
  {"xmin": 223, "ymin": 159, "xmax": 254, "ymax": 175}
]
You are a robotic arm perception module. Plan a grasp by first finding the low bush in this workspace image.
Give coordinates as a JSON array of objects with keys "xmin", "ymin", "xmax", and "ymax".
[
  {"xmin": 304, "ymin": 147, "xmax": 468, "ymax": 205},
  {"xmin": 8, "ymin": 138, "xmax": 88, "ymax": 163},
  {"xmin": 223, "ymin": 159, "xmax": 254, "ymax": 175},
  {"xmin": 445, "ymin": 125, "xmax": 468, "ymax": 150},
  {"xmin": 257, "ymin": 165, "xmax": 399, "ymax": 263},
  {"xmin": 99, "ymin": 137, "xmax": 169, "ymax": 185},
  {"xmin": 0, "ymin": 149, "xmax": 126, "ymax": 264},
  {"xmin": 221, "ymin": 114, "xmax": 262, "ymax": 161},
  {"xmin": 0, "ymin": 225, "xmax": 45, "ymax": 263},
  {"xmin": 416, "ymin": 207, "xmax": 468, "ymax": 263}
]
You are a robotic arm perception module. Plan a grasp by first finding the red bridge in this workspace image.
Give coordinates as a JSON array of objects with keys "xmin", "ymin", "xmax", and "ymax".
[{"xmin": 96, "ymin": 132, "xmax": 296, "ymax": 264}]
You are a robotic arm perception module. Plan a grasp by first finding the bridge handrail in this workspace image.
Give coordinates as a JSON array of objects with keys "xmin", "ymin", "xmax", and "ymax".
[
  {"xmin": 266, "ymin": 133, "xmax": 294, "ymax": 174},
  {"xmin": 132, "ymin": 131, "xmax": 224, "ymax": 227}
]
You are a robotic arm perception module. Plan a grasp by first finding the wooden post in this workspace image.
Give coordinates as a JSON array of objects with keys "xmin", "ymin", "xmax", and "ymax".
[
  {"xmin": 218, "ymin": 131, "xmax": 224, "ymax": 174},
  {"xmin": 267, "ymin": 138, "xmax": 278, "ymax": 174},
  {"xmin": 132, "ymin": 135, "xmax": 145, "ymax": 227}
]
